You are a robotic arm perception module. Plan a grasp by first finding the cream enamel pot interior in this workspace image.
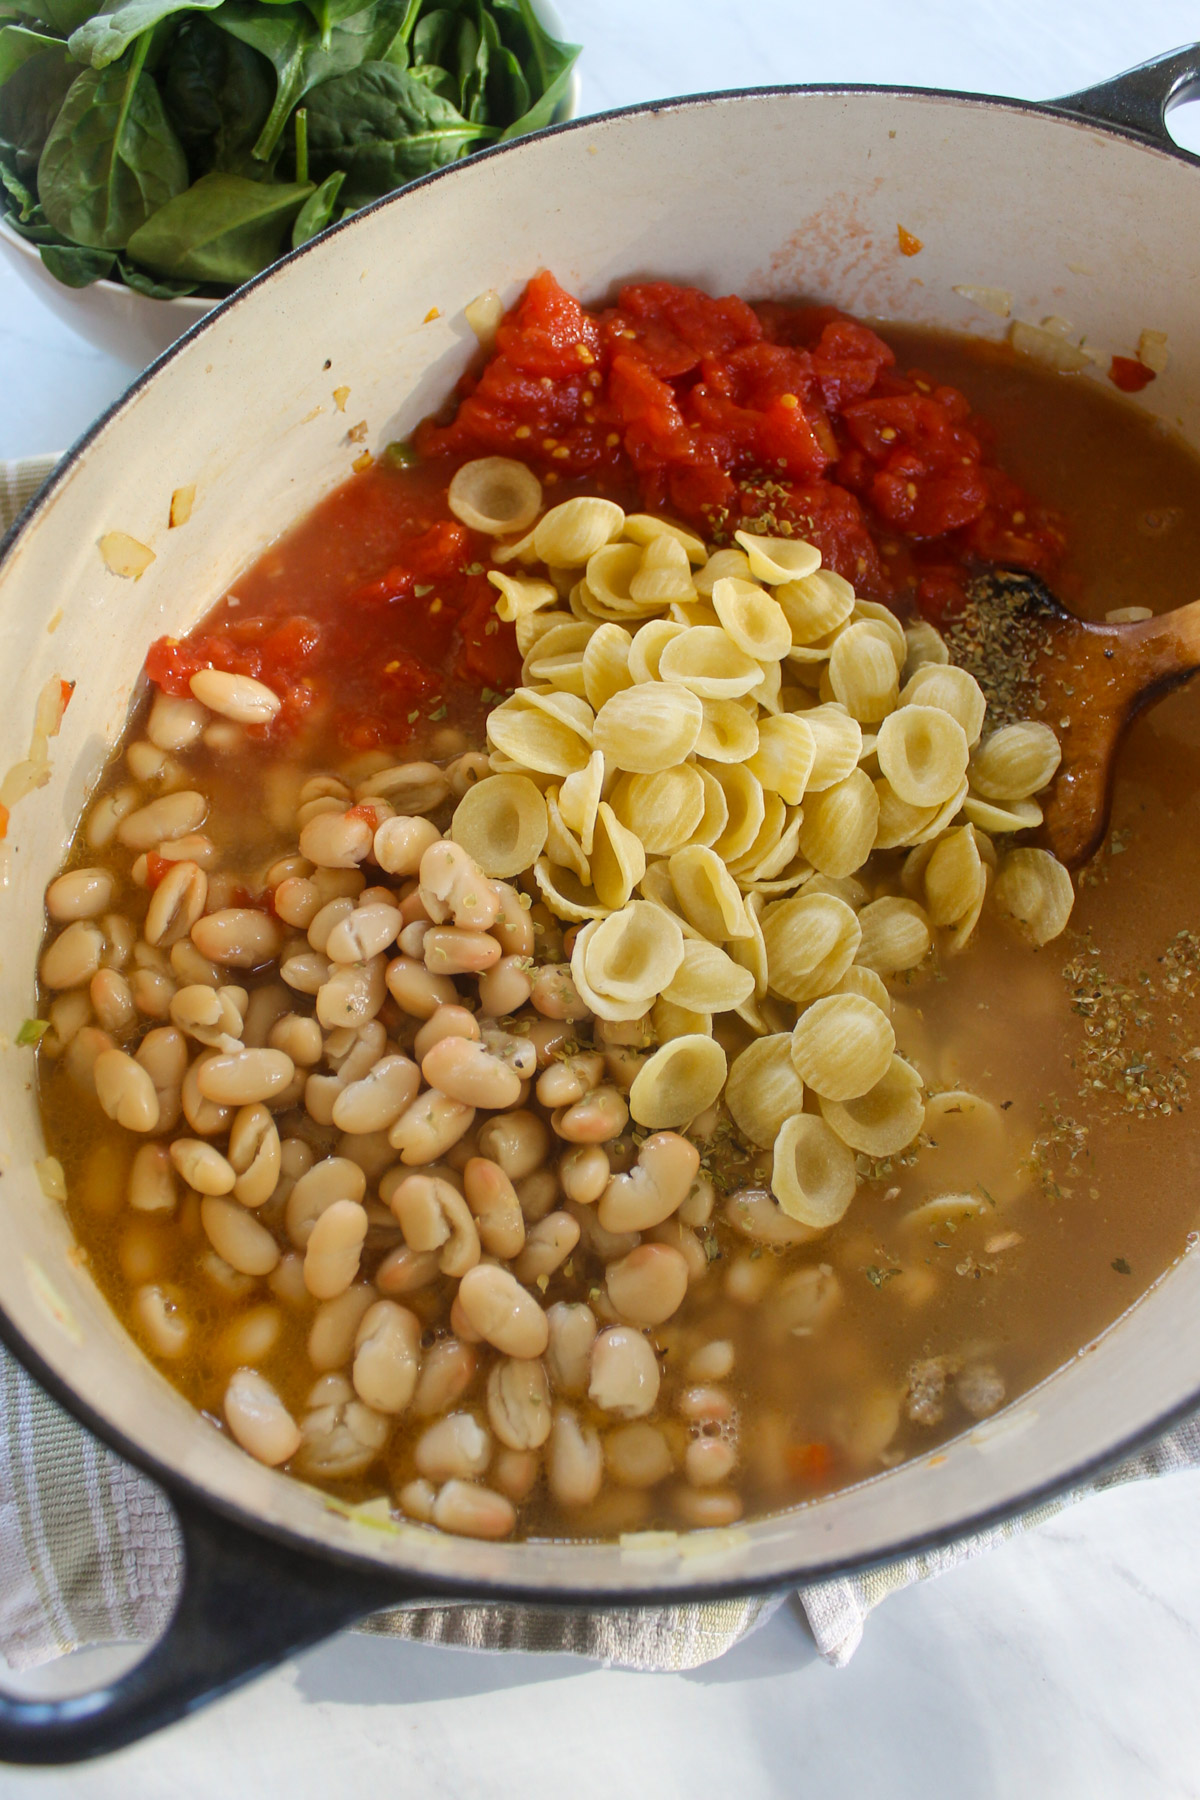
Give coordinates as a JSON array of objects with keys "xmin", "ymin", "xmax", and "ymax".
[{"xmin": 1, "ymin": 50, "xmax": 1199, "ymax": 1762}]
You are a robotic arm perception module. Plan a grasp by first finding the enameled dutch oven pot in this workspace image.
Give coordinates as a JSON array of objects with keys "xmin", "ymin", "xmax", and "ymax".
[{"xmin": 1, "ymin": 48, "xmax": 1199, "ymax": 1763}]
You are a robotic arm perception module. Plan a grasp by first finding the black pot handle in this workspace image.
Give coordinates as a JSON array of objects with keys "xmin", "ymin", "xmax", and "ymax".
[
  {"xmin": 1048, "ymin": 43, "xmax": 1200, "ymax": 148},
  {"xmin": 0, "ymin": 1491, "xmax": 423, "ymax": 1765}
]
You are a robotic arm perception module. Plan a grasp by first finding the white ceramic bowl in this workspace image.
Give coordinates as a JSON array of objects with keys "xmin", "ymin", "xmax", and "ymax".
[
  {"xmin": 0, "ymin": 5, "xmax": 581, "ymax": 368},
  {"xmin": 0, "ymin": 48, "xmax": 1199, "ymax": 1761}
]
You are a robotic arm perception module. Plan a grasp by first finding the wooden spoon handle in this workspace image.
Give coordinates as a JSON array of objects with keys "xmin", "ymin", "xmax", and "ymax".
[{"xmin": 1115, "ymin": 595, "xmax": 1200, "ymax": 689}]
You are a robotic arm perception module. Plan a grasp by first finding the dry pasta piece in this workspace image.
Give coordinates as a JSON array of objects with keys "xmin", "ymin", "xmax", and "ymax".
[
  {"xmin": 669, "ymin": 845, "xmax": 753, "ymax": 942},
  {"xmin": 828, "ymin": 622, "xmax": 900, "ymax": 723},
  {"xmin": 899, "ymin": 1192, "xmax": 988, "ymax": 1235},
  {"xmin": 876, "ymin": 705, "xmax": 970, "ymax": 808},
  {"xmin": 923, "ymin": 826, "xmax": 985, "ymax": 928},
  {"xmin": 515, "ymin": 608, "xmax": 573, "ymax": 658},
  {"xmin": 728, "ymin": 791, "xmax": 787, "ymax": 879},
  {"xmin": 739, "ymin": 808, "xmax": 805, "ymax": 885},
  {"xmin": 533, "ymin": 859, "xmax": 609, "ymax": 922},
  {"xmin": 854, "ymin": 897, "xmax": 932, "ymax": 974},
  {"xmin": 902, "ymin": 620, "xmax": 950, "ymax": 678},
  {"xmin": 487, "ymin": 691, "xmax": 594, "ymax": 777},
  {"xmin": 628, "ymin": 620, "xmax": 686, "ymax": 685},
  {"xmin": 806, "ymin": 874, "xmax": 868, "ymax": 909},
  {"xmin": 872, "ymin": 776, "xmax": 941, "ymax": 850},
  {"xmin": 733, "ymin": 531, "xmax": 823, "ymax": 586},
  {"xmin": 628, "ymin": 1034, "xmax": 727, "ymax": 1129},
  {"xmin": 577, "ymin": 901, "xmax": 685, "ymax": 1009},
  {"xmin": 692, "ymin": 765, "xmax": 730, "ymax": 848},
  {"xmin": 899, "ymin": 664, "xmax": 986, "ymax": 745},
  {"xmin": 652, "ymin": 997, "xmax": 712, "ymax": 1042},
  {"xmin": 590, "ymin": 802, "xmax": 647, "ymax": 911},
  {"xmin": 629, "ymin": 534, "xmax": 696, "ymax": 606},
  {"xmin": 829, "ymin": 964, "xmax": 892, "ymax": 1014},
  {"xmin": 525, "ymin": 619, "xmax": 595, "ymax": 678},
  {"xmin": 581, "ymin": 623, "xmax": 634, "ymax": 712},
  {"xmin": 534, "ymin": 497, "xmax": 624, "ymax": 566},
  {"xmin": 487, "ymin": 569, "xmax": 559, "ymax": 623},
  {"xmin": 750, "ymin": 658, "xmax": 784, "ymax": 716},
  {"xmin": 447, "ymin": 457, "xmax": 542, "ymax": 534},
  {"xmin": 697, "ymin": 697, "xmax": 761, "ymax": 764},
  {"xmin": 587, "ymin": 543, "xmax": 652, "ymax": 616},
  {"xmin": 761, "ymin": 892, "xmax": 861, "ymax": 1004},
  {"xmin": 797, "ymin": 769, "xmax": 879, "ymax": 879},
  {"xmin": 693, "ymin": 548, "xmax": 752, "ymax": 595},
  {"xmin": 640, "ymin": 860, "xmax": 704, "ymax": 938},
  {"xmin": 658, "ymin": 628, "xmax": 763, "ymax": 699},
  {"xmin": 725, "ymin": 1034, "xmax": 806, "ymax": 1147},
  {"xmin": 705, "ymin": 763, "xmax": 767, "ymax": 863},
  {"xmin": 747, "ymin": 713, "xmax": 816, "ymax": 804},
  {"xmin": 592, "ymin": 684, "xmax": 702, "ymax": 774},
  {"xmin": 962, "ymin": 793, "xmax": 1043, "ymax": 835},
  {"xmin": 776, "ymin": 569, "xmax": 857, "ymax": 644},
  {"xmin": 802, "ymin": 704, "xmax": 863, "ymax": 791},
  {"xmin": 819, "ymin": 1054, "xmax": 925, "ymax": 1156},
  {"xmin": 991, "ymin": 847, "xmax": 1074, "ymax": 945},
  {"xmin": 611, "ymin": 766, "xmax": 706, "ymax": 857},
  {"xmin": 557, "ymin": 751, "xmax": 604, "ymax": 855},
  {"xmin": 790, "ymin": 994, "xmax": 896, "ymax": 1101},
  {"xmin": 712, "ymin": 578, "xmax": 792, "ymax": 662},
  {"xmin": 545, "ymin": 791, "xmax": 591, "ymax": 882},
  {"xmin": 970, "ymin": 722, "xmax": 1062, "ymax": 801},
  {"xmin": 622, "ymin": 514, "xmax": 708, "ymax": 564},
  {"xmin": 662, "ymin": 939, "xmax": 756, "ymax": 1013},
  {"xmin": 852, "ymin": 599, "xmax": 907, "ymax": 670},
  {"xmin": 451, "ymin": 774, "xmax": 547, "ymax": 879},
  {"xmin": 771, "ymin": 1115, "xmax": 857, "ymax": 1230}
]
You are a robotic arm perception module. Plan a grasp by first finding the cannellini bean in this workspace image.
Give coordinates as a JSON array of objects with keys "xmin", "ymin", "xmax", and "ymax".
[
  {"xmin": 268, "ymin": 1012, "xmax": 323, "ymax": 1067},
  {"xmin": 536, "ymin": 1052, "xmax": 605, "ymax": 1110},
  {"xmin": 388, "ymin": 1090, "xmax": 476, "ymax": 1164},
  {"xmin": 415, "ymin": 1411, "xmax": 492, "ymax": 1481},
  {"xmin": 492, "ymin": 1448, "xmax": 539, "ymax": 1503},
  {"xmin": 312, "ymin": 867, "xmax": 365, "ymax": 906},
  {"xmin": 552, "ymin": 1084, "xmax": 629, "ymax": 1144},
  {"xmin": 227, "ymin": 1104, "xmax": 281, "ymax": 1208},
  {"xmin": 191, "ymin": 908, "xmax": 282, "ymax": 970},
  {"xmin": 295, "ymin": 1375, "xmax": 389, "ymax": 1480},
  {"xmin": 90, "ymin": 969, "xmax": 136, "ymax": 1035},
  {"xmin": 331, "ymin": 1054, "xmax": 420, "ymax": 1135},
  {"xmin": 299, "ymin": 808, "xmax": 374, "ymax": 869},
  {"xmin": 597, "ymin": 1132, "xmax": 700, "ymax": 1233},
  {"xmin": 385, "ymin": 955, "xmax": 457, "ymax": 1020},
  {"xmin": 200, "ymin": 1196, "xmax": 279, "ymax": 1274},
  {"xmin": 447, "ymin": 750, "xmax": 490, "ymax": 797},
  {"xmin": 544, "ymin": 1303, "xmax": 597, "ymax": 1397},
  {"xmin": 686, "ymin": 1437, "xmax": 738, "ymax": 1488},
  {"xmin": 387, "ymin": 1173, "xmax": 480, "ymax": 1277},
  {"xmin": 86, "ymin": 786, "xmax": 139, "ymax": 850},
  {"xmin": 128, "ymin": 1142, "xmax": 177, "ymax": 1214},
  {"xmin": 671, "ymin": 1487, "xmax": 743, "ymax": 1528},
  {"xmin": 491, "ymin": 883, "xmax": 536, "ymax": 958},
  {"xmin": 413, "ymin": 1338, "xmax": 477, "ymax": 1416},
  {"xmin": 147, "ymin": 691, "xmax": 207, "ymax": 751},
  {"xmin": 566, "ymin": 1199, "xmax": 640, "ymax": 1265},
  {"xmin": 764, "ymin": 1265, "xmax": 842, "ymax": 1341},
  {"xmin": 281, "ymin": 950, "xmax": 331, "ymax": 995},
  {"xmin": 130, "ymin": 968, "xmax": 176, "ymax": 1020},
  {"xmin": 136, "ymin": 1026, "xmax": 186, "ymax": 1132},
  {"xmin": 412, "ymin": 1006, "xmax": 480, "ymax": 1060},
  {"xmin": 559, "ymin": 1144, "xmax": 610, "ymax": 1206},
  {"xmin": 46, "ymin": 868, "xmax": 116, "ymax": 922},
  {"xmin": 307, "ymin": 896, "xmax": 355, "ymax": 952},
  {"xmin": 687, "ymin": 1340, "xmax": 735, "ymax": 1382},
  {"xmin": 224, "ymin": 1368, "xmax": 301, "ymax": 1465},
  {"xmin": 677, "ymin": 1385, "xmax": 734, "ymax": 1423},
  {"xmin": 486, "ymin": 1358, "xmax": 551, "ymax": 1451},
  {"xmin": 352, "ymin": 1300, "xmax": 421, "ymax": 1413},
  {"xmin": 304, "ymin": 1198, "xmax": 368, "ymax": 1298},
  {"xmin": 477, "ymin": 955, "xmax": 533, "ymax": 1017},
  {"xmin": 589, "ymin": 1327, "xmax": 660, "ymax": 1418},
  {"xmin": 117, "ymin": 791, "xmax": 208, "ymax": 852},
  {"xmin": 724, "ymin": 1187, "xmax": 816, "ymax": 1247},
  {"xmin": 181, "ymin": 1058, "xmax": 232, "ymax": 1136},
  {"xmin": 93, "ymin": 1049, "xmax": 161, "ymax": 1132},
  {"xmin": 144, "ymin": 860, "xmax": 208, "ymax": 947},
  {"xmin": 423, "ymin": 925, "xmax": 502, "ymax": 976},
  {"xmin": 399, "ymin": 1478, "xmax": 437, "ymax": 1522},
  {"xmin": 530, "ymin": 963, "xmax": 592, "ymax": 1021},
  {"xmin": 269, "ymin": 1252, "xmax": 310, "ymax": 1308},
  {"xmin": 475, "ymin": 1110, "xmax": 549, "ymax": 1182},
  {"xmin": 169, "ymin": 982, "xmax": 244, "ymax": 1052},
  {"xmin": 456, "ymin": 1264, "xmax": 548, "ymax": 1358},
  {"xmin": 65, "ymin": 1026, "xmax": 115, "ymax": 1093},
  {"xmin": 308, "ymin": 1284, "xmax": 377, "ymax": 1371},
  {"xmin": 604, "ymin": 1421, "xmax": 673, "ymax": 1488},
  {"xmin": 133, "ymin": 1284, "xmax": 189, "ymax": 1359},
  {"xmin": 374, "ymin": 814, "xmax": 441, "ymax": 877},
  {"xmin": 126, "ymin": 739, "xmax": 185, "ymax": 786},
  {"xmin": 419, "ymin": 840, "xmax": 499, "ymax": 930},
  {"xmin": 190, "ymin": 668, "xmax": 281, "ymax": 724},
  {"xmin": 286, "ymin": 1156, "xmax": 367, "ymax": 1248},
  {"xmin": 605, "ymin": 1244, "xmax": 689, "ymax": 1326},
  {"xmin": 358, "ymin": 761, "xmax": 448, "ymax": 814},
  {"xmin": 647, "ymin": 1218, "xmax": 708, "ymax": 1283},
  {"xmin": 431, "ymin": 1479, "xmax": 515, "ymax": 1540},
  {"xmin": 316, "ymin": 955, "xmax": 387, "ymax": 1030},
  {"xmin": 515, "ymin": 1167, "xmax": 559, "ymax": 1223},
  {"xmin": 41, "ymin": 921, "xmax": 104, "ymax": 990},
  {"xmin": 195, "ymin": 1047, "xmax": 294, "ymax": 1105},
  {"xmin": 325, "ymin": 903, "xmax": 402, "ymax": 964},
  {"xmin": 420, "ymin": 1036, "xmax": 522, "ymax": 1110},
  {"xmin": 725, "ymin": 1254, "xmax": 776, "ymax": 1306},
  {"xmin": 678, "ymin": 1175, "xmax": 716, "ymax": 1229},
  {"xmin": 43, "ymin": 990, "xmax": 93, "ymax": 1058},
  {"xmin": 215, "ymin": 1304, "xmax": 284, "ymax": 1369},
  {"xmin": 376, "ymin": 1244, "xmax": 442, "ymax": 1295},
  {"xmin": 548, "ymin": 1406, "xmax": 603, "ymax": 1507},
  {"xmin": 274, "ymin": 877, "xmax": 321, "ymax": 929},
  {"xmin": 513, "ymin": 1212, "xmax": 580, "ymax": 1284},
  {"xmin": 462, "ymin": 1157, "xmax": 526, "ymax": 1259}
]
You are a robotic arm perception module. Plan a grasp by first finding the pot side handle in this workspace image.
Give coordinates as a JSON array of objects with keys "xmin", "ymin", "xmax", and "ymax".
[
  {"xmin": 0, "ymin": 1491, "xmax": 421, "ymax": 1766},
  {"xmin": 1048, "ymin": 43, "xmax": 1200, "ymax": 148}
]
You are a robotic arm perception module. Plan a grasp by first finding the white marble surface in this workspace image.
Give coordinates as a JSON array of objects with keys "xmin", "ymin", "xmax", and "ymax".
[{"xmin": 3, "ymin": 0, "xmax": 1200, "ymax": 1789}]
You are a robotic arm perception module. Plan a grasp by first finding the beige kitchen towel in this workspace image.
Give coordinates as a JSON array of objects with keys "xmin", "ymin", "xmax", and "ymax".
[{"xmin": 3, "ymin": 453, "xmax": 1197, "ymax": 1679}]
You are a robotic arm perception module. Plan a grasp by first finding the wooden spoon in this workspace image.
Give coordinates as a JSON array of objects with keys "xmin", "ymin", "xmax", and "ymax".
[{"xmin": 941, "ymin": 569, "xmax": 1200, "ymax": 870}]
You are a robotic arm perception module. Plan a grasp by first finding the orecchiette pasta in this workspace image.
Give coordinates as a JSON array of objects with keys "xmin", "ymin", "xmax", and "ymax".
[
  {"xmin": 819, "ymin": 1054, "xmax": 925, "ymax": 1157},
  {"xmin": 451, "ymin": 774, "xmax": 547, "ymax": 878},
  {"xmin": 592, "ymin": 683, "xmax": 703, "ymax": 772},
  {"xmin": 970, "ymin": 721, "xmax": 1062, "ymax": 801},
  {"xmin": 724, "ymin": 1034, "xmax": 807, "ymax": 1147},
  {"xmin": 991, "ymin": 846, "xmax": 1074, "ymax": 944},
  {"xmin": 628, "ymin": 1034, "xmax": 728, "ymax": 1129},
  {"xmin": 448, "ymin": 457, "xmax": 542, "ymax": 535},
  {"xmin": 772, "ymin": 1114, "xmax": 857, "ymax": 1229},
  {"xmin": 762, "ymin": 892, "xmax": 861, "ymax": 1004},
  {"xmin": 797, "ymin": 769, "xmax": 879, "ymax": 879},
  {"xmin": 789, "ymin": 994, "xmax": 896, "ymax": 1102},
  {"xmin": 875, "ymin": 705, "xmax": 970, "ymax": 809}
]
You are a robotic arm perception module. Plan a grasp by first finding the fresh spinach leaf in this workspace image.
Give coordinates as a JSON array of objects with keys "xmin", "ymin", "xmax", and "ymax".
[
  {"xmin": 17, "ymin": 0, "xmax": 98, "ymax": 37},
  {"xmin": 37, "ymin": 40, "xmax": 188, "ymax": 246},
  {"xmin": 484, "ymin": 39, "xmax": 526, "ymax": 121},
  {"xmin": 125, "ymin": 167, "xmax": 312, "ymax": 278},
  {"xmin": 499, "ymin": 0, "xmax": 576, "ymax": 139},
  {"xmin": 0, "ymin": 22, "xmax": 63, "ymax": 86},
  {"xmin": 0, "ymin": 39, "xmax": 74, "ymax": 180},
  {"xmin": 68, "ymin": 0, "xmax": 224, "ymax": 71},
  {"xmin": 117, "ymin": 250, "xmax": 196, "ymax": 291},
  {"xmin": 39, "ymin": 235, "xmax": 113, "ymax": 279},
  {"xmin": 0, "ymin": 145, "xmax": 38, "ymax": 215},
  {"xmin": 304, "ymin": 59, "xmax": 490, "ymax": 204},
  {"xmin": 289, "ymin": 158, "xmax": 339, "ymax": 243},
  {"xmin": 295, "ymin": 0, "xmax": 378, "ymax": 53},
  {"xmin": 457, "ymin": 1, "xmax": 490, "ymax": 124},
  {"xmin": 163, "ymin": 17, "xmax": 274, "ymax": 177},
  {"xmin": 411, "ymin": 7, "xmax": 454, "ymax": 71}
]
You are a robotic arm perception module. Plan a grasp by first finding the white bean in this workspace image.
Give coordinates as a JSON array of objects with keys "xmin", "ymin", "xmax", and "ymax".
[
  {"xmin": 589, "ymin": 1327, "xmax": 660, "ymax": 1419},
  {"xmin": 477, "ymin": 955, "xmax": 533, "ymax": 1017},
  {"xmin": 133, "ymin": 1284, "xmax": 189, "ymax": 1358},
  {"xmin": 148, "ymin": 691, "xmax": 208, "ymax": 751},
  {"xmin": 415, "ymin": 1412, "xmax": 492, "ymax": 1481},
  {"xmin": 304, "ymin": 1198, "xmax": 367, "ymax": 1298},
  {"xmin": 227, "ymin": 1103, "xmax": 281, "ymax": 1208},
  {"xmin": 385, "ymin": 955, "xmax": 457, "ymax": 1020},
  {"xmin": 462, "ymin": 1157, "xmax": 525, "ymax": 1259},
  {"xmin": 299, "ymin": 808, "xmax": 374, "ymax": 869},
  {"xmin": 190, "ymin": 668, "xmax": 281, "ymax": 724},
  {"xmin": 117, "ymin": 791, "xmax": 208, "ymax": 852},
  {"xmin": 430, "ymin": 1479, "xmax": 515, "ymax": 1540},
  {"xmin": 144, "ymin": 860, "xmax": 207, "ymax": 947},
  {"xmin": 201, "ymin": 1196, "xmax": 280, "ymax": 1274},
  {"xmin": 559, "ymin": 1144, "xmax": 610, "ymax": 1206},
  {"xmin": 687, "ymin": 1340, "xmax": 735, "ymax": 1382},
  {"xmin": 548, "ymin": 1407, "xmax": 604, "ymax": 1507},
  {"xmin": 419, "ymin": 840, "xmax": 499, "ymax": 930},
  {"xmin": 46, "ymin": 868, "xmax": 115, "ymax": 922},
  {"xmin": 513, "ymin": 1212, "xmax": 580, "ymax": 1284},
  {"xmin": 475, "ymin": 1110, "xmax": 549, "ymax": 1182},
  {"xmin": 420, "ymin": 1036, "xmax": 522, "ymax": 1110},
  {"xmin": 374, "ymin": 814, "xmax": 441, "ymax": 877},
  {"xmin": 308, "ymin": 1283, "xmax": 378, "ymax": 1371},
  {"xmin": 456, "ymin": 1265, "xmax": 548, "ymax": 1359},
  {"xmin": 93, "ymin": 1049, "xmax": 161, "ymax": 1132},
  {"xmin": 195, "ymin": 1047, "xmax": 294, "ymax": 1105},
  {"xmin": 128, "ymin": 1142, "xmax": 177, "ymax": 1214},
  {"xmin": 552, "ymin": 1085, "xmax": 629, "ymax": 1144},
  {"xmin": 224, "ymin": 1368, "xmax": 300, "ymax": 1465},
  {"xmin": 40, "ymin": 921, "xmax": 104, "ymax": 990},
  {"xmin": 598, "ymin": 1132, "xmax": 700, "ymax": 1232},
  {"xmin": 413, "ymin": 1338, "xmax": 477, "ymax": 1416},
  {"xmin": 332, "ymin": 1054, "xmax": 420, "ymax": 1134},
  {"xmin": 491, "ymin": 883, "xmax": 536, "ymax": 958},
  {"xmin": 90, "ymin": 969, "xmax": 136, "ymax": 1035},
  {"xmin": 388, "ymin": 1090, "xmax": 476, "ymax": 1164},
  {"xmin": 286, "ymin": 1156, "xmax": 367, "ymax": 1248},
  {"xmin": 326, "ymin": 902, "xmax": 402, "ymax": 964},
  {"xmin": 352, "ymin": 1300, "xmax": 421, "ymax": 1413},
  {"xmin": 316, "ymin": 956, "xmax": 387, "ymax": 1030},
  {"xmin": 604, "ymin": 1421, "xmax": 673, "ymax": 1488},
  {"xmin": 486, "ymin": 1357, "xmax": 551, "ymax": 1450},
  {"xmin": 605, "ymin": 1244, "xmax": 689, "ymax": 1326},
  {"xmin": 387, "ymin": 1172, "xmax": 480, "ymax": 1277}
]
